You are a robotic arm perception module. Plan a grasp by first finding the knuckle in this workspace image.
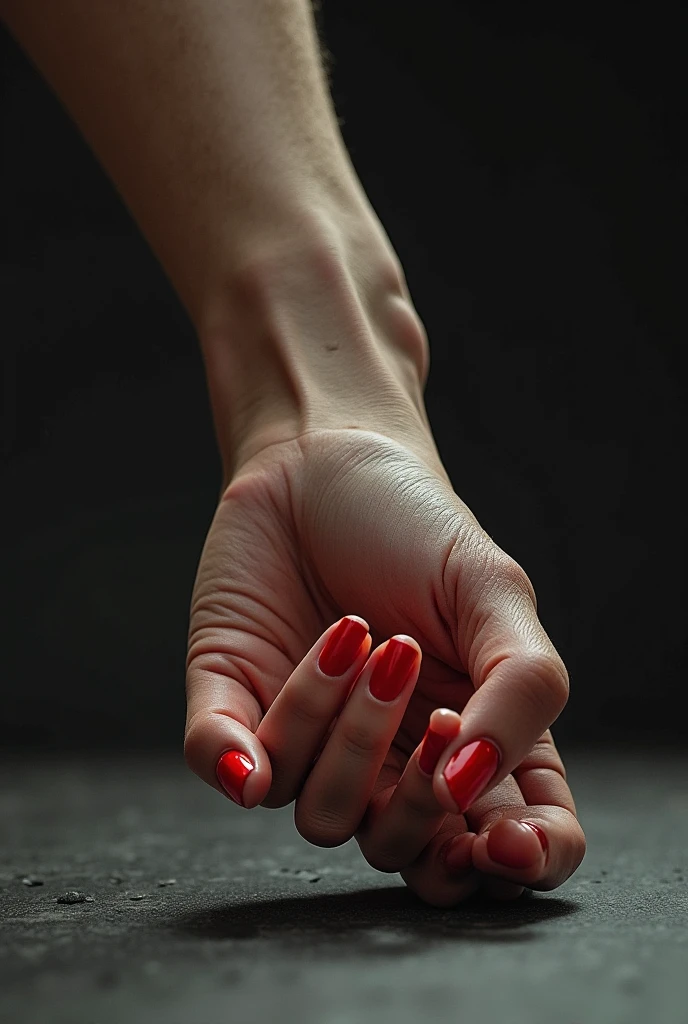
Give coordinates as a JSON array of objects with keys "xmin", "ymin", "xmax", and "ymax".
[
  {"xmin": 338, "ymin": 721, "xmax": 380, "ymax": 761},
  {"xmin": 492, "ymin": 552, "xmax": 537, "ymax": 607},
  {"xmin": 532, "ymin": 653, "xmax": 570, "ymax": 706},
  {"xmin": 284, "ymin": 693, "xmax": 326, "ymax": 728},
  {"xmin": 403, "ymin": 786, "xmax": 443, "ymax": 822},
  {"xmin": 516, "ymin": 741, "xmax": 568, "ymax": 781},
  {"xmin": 520, "ymin": 654, "xmax": 570, "ymax": 717}
]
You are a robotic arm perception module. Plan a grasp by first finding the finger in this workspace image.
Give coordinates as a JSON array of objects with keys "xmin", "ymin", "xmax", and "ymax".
[
  {"xmin": 469, "ymin": 731, "xmax": 586, "ymax": 891},
  {"xmin": 294, "ymin": 635, "xmax": 422, "ymax": 847},
  {"xmin": 433, "ymin": 551, "xmax": 570, "ymax": 816},
  {"xmin": 356, "ymin": 708, "xmax": 462, "ymax": 873},
  {"xmin": 399, "ymin": 819, "xmax": 482, "ymax": 908},
  {"xmin": 255, "ymin": 615, "xmax": 373, "ymax": 808},
  {"xmin": 184, "ymin": 663, "xmax": 270, "ymax": 810},
  {"xmin": 397, "ymin": 771, "xmax": 526, "ymax": 906}
]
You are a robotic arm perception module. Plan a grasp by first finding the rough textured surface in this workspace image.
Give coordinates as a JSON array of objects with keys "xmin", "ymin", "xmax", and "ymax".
[{"xmin": 1, "ymin": 750, "xmax": 686, "ymax": 1024}]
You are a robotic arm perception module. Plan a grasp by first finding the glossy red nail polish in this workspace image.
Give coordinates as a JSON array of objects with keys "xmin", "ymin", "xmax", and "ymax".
[
  {"xmin": 443, "ymin": 739, "xmax": 500, "ymax": 813},
  {"xmin": 216, "ymin": 750, "xmax": 254, "ymax": 806},
  {"xmin": 418, "ymin": 725, "xmax": 450, "ymax": 775},
  {"xmin": 368, "ymin": 637, "xmax": 418, "ymax": 702},
  {"xmin": 521, "ymin": 821, "xmax": 549, "ymax": 858},
  {"xmin": 318, "ymin": 616, "xmax": 369, "ymax": 677}
]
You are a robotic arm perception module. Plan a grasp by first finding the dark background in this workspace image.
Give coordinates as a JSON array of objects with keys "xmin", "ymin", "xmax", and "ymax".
[{"xmin": 2, "ymin": 2, "xmax": 685, "ymax": 750}]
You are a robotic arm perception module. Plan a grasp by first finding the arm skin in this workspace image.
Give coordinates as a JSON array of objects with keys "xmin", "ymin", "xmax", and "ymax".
[
  {"xmin": 2, "ymin": 0, "xmax": 584, "ymax": 905},
  {"xmin": 1, "ymin": 0, "xmax": 431, "ymax": 480}
]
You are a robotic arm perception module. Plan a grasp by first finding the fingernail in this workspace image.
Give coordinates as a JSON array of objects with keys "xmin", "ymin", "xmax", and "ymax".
[
  {"xmin": 418, "ymin": 725, "xmax": 451, "ymax": 775},
  {"xmin": 443, "ymin": 739, "xmax": 500, "ymax": 813},
  {"xmin": 368, "ymin": 637, "xmax": 418, "ymax": 702},
  {"xmin": 317, "ymin": 616, "xmax": 369, "ymax": 677},
  {"xmin": 216, "ymin": 750, "xmax": 255, "ymax": 806},
  {"xmin": 485, "ymin": 819, "xmax": 545, "ymax": 869},
  {"xmin": 521, "ymin": 821, "xmax": 549, "ymax": 858}
]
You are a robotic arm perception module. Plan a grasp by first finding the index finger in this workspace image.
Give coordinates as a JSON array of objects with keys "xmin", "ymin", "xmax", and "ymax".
[{"xmin": 432, "ymin": 557, "xmax": 570, "ymax": 816}]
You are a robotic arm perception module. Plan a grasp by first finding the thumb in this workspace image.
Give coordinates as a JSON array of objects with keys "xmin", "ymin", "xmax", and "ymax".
[{"xmin": 432, "ymin": 539, "xmax": 569, "ymax": 815}]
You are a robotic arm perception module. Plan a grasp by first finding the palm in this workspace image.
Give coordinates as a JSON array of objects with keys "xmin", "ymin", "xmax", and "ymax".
[{"xmin": 204, "ymin": 428, "xmax": 480, "ymax": 781}]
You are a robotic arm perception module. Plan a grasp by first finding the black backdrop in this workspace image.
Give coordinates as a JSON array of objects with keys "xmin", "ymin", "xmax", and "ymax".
[{"xmin": 2, "ymin": 3, "xmax": 685, "ymax": 749}]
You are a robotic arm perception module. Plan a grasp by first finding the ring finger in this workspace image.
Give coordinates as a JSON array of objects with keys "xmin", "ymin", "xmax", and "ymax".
[{"xmin": 355, "ymin": 707, "xmax": 462, "ymax": 873}]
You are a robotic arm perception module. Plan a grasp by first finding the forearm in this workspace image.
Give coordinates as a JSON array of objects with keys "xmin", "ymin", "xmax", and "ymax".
[
  {"xmin": 1, "ymin": 0, "xmax": 360, "ymax": 316},
  {"xmin": 2, "ymin": 0, "xmax": 430, "ymax": 474}
]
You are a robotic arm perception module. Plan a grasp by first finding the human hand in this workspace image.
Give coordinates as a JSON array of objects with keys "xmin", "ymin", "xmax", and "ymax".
[{"xmin": 184, "ymin": 426, "xmax": 586, "ymax": 906}]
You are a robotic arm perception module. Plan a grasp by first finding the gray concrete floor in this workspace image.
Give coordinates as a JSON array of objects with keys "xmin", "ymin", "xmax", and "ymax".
[{"xmin": 1, "ymin": 749, "xmax": 686, "ymax": 1024}]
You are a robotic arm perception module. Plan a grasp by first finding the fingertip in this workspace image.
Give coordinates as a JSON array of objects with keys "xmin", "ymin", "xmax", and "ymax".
[
  {"xmin": 216, "ymin": 749, "xmax": 256, "ymax": 808},
  {"xmin": 390, "ymin": 633, "xmax": 423, "ymax": 658},
  {"xmin": 418, "ymin": 709, "xmax": 461, "ymax": 777},
  {"xmin": 472, "ymin": 819, "xmax": 544, "ymax": 877},
  {"xmin": 184, "ymin": 711, "xmax": 271, "ymax": 807},
  {"xmin": 429, "ymin": 707, "xmax": 462, "ymax": 737},
  {"xmin": 343, "ymin": 613, "xmax": 370, "ymax": 632}
]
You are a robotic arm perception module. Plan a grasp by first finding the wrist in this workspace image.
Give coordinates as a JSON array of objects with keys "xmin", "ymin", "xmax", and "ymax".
[{"xmin": 196, "ymin": 210, "xmax": 432, "ymax": 481}]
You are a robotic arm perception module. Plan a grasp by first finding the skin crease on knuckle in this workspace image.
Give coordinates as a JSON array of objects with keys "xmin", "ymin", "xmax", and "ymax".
[
  {"xmin": 281, "ymin": 692, "xmax": 330, "ymax": 729},
  {"xmin": 337, "ymin": 721, "xmax": 382, "ymax": 761}
]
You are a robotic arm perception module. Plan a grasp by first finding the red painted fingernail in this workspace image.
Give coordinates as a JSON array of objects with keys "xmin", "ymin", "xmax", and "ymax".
[
  {"xmin": 521, "ymin": 821, "xmax": 549, "ymax": 858},
  {"xmin": 368, "ymin": 637, "xmax": 418, "ymax": 702},
  {"xmin": 443, "ymin": 739, "xmax": 500, "ymax": 813},
  {"xmin": 317, "ymin": 616, "xmax": 369, "ymax": 677},
  {"xmin": 418, "ymin": 725, "xmax": 451, "ymax": 775},
  {"xmin": 216, "ymin": 750, "xmax": 255, "ymax": 807}
]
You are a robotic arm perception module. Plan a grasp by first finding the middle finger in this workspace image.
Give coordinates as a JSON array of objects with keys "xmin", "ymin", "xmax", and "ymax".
[{"xmin": 294, "ymin": 634, "xmax": 422, "ymax": 848}]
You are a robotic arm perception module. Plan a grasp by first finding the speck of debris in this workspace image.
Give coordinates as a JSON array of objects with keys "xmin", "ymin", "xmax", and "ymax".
[
  {"xmin": 129, "ymin": 894, "xmax": 148, "ymax": 901},
  {"xmin": 157, "ymin": 879, "xmax": 177, "ymax": 887},
  {"xmin": 293, "ymin": 869, "xmax": 321, "ymax": 883},
  {"xmin": 600, "ymin": 870, "xmax": 608, "ymax": 876},
  {"xmin": 57, "ymin": 891, "xmax": 94, "ymax": 905},
  {"xmin": 22, "ymin": 877, "xmax": 44, "ymax": 887},
  {"xmin": 274, "ymin": 867, "xmax": 322, "ymax": 883},
  {"xmin": 591, "ymin": 880, "xmax": 602, "ymax": 884},
  {"xmin": 109, "ymin": 875, "xmax": 124, "ymax": 884}
]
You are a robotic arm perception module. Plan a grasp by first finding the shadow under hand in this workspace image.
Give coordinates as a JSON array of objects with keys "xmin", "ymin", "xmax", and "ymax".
[{"xmin": 168, "ymin": 886, "xmax": 579, "ymax": 956}]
